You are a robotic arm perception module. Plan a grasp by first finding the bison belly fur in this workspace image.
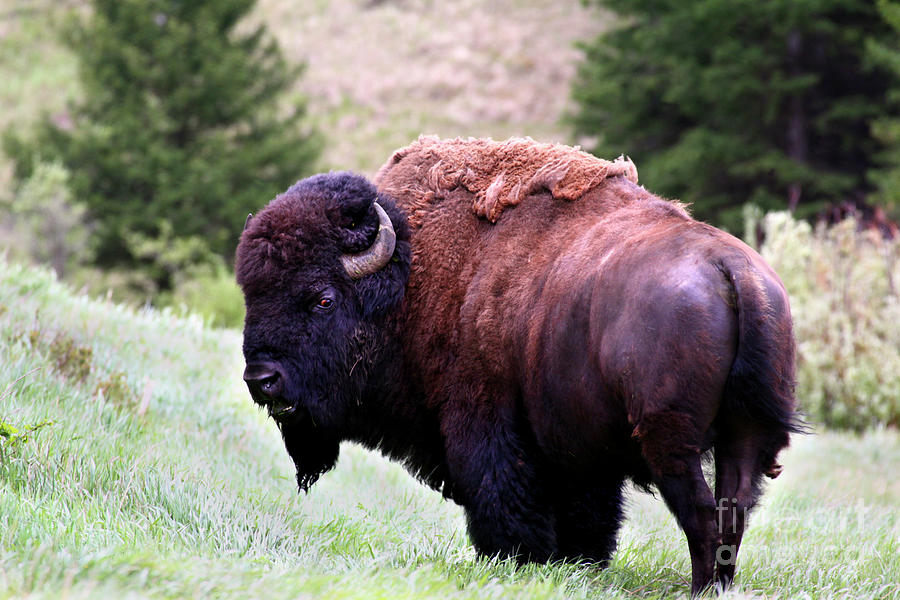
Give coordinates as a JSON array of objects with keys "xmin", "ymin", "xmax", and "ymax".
[{"xmin": 235, "ymin": 137, "xmax": 803, "ymax": 596}]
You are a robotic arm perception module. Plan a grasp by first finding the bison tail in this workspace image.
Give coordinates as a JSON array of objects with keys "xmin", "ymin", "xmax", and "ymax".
[{"xmin": 717, "ymin": 254, "xmax": 807, "ymax": 436}]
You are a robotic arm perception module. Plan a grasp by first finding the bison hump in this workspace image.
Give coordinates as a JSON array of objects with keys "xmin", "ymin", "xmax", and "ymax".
[{"xmin": 374, "ymin": 136, "xmax": 639, "ymax": 226}]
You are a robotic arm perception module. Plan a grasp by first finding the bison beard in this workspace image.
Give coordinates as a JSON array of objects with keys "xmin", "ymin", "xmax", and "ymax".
[
  {"xmin": 236, "ymin": 138, "xmax": 802, "ymax": 597},
  {"xmin": 278, "ymin": 418, "xmax": 340, "ymax": 493}
]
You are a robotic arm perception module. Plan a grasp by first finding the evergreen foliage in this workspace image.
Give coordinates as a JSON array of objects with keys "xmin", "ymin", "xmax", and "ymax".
[
  {"xmin": 3, "ymin": 0, "xmax": 320, "ymax": 287},
  {"xmin": 571, "ymin": 0, "xmax": 896, "ymax": 229},
  {"xmin": 869, "ymin": 0, "xmax": 900, "ymax": 210}
]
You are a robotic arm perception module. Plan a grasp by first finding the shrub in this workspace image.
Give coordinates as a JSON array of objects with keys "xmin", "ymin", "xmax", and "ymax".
[
  {"xmin": 0, "ymin": 161, "xmax": 93, "ymax": 279},
  {"xmin": 48, "ymin": 334, "xmax": 93, "ymax": 383},
  {"xmin": 755, "ymin": 211, "xmax": 900, "ymax": 430},
  {"xmin": 0, "ymin": 419, "xmax": 53, "ymax": 465},
  {"xmin": 95, "ymin": 371, "xmax": 136, "ymax": 411},
  {"xmin": 160, "ymin": 263, "xmax": 245, "ymax": 329}
]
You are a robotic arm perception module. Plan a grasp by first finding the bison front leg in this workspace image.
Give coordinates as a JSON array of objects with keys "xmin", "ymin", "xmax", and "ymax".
[
  {"xmin": 552, "ymin": 475, "xmax": 626, "ymax": 565},
  {"xmin": 442, "ymin": 404, "xmax": 557, "ymax": 563}
]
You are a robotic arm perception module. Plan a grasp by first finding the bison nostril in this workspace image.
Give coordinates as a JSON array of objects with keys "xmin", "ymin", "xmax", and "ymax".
[
  {"xmin": 243, "ymin": 362, "xmax": 284, "ymax": 400},
  {"xmin": 260, "ymin": 375, "xmax": 279, "ymax": 395}
]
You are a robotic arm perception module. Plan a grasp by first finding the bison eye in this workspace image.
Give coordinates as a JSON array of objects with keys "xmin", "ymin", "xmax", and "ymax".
[{"xmin": 314, "ymin": 296, "xmax": 335, "ymax": 311}]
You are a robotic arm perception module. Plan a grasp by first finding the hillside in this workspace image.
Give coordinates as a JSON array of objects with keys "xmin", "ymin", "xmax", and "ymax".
[
  {"xmin": 0, "ymin": 0, "xmax": 609, "ymax": 184},
  {"xmin": 252, "ymin": 0, "xmax": 609, "ymax": 173},
  {"xmin": 1, "ymin": 263, "xmax": 898, "ymax": 598}
]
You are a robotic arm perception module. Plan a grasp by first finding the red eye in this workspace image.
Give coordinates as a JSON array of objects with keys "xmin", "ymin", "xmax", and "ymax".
[{"xmin": 316, "ymin": 297, "xmax": 334, "ymax": 310}]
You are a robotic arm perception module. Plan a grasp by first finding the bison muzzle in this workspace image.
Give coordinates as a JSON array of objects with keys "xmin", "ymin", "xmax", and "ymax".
[{"xmin": 236, "ymin": 137, "xmax": 802, "ymax": 596}]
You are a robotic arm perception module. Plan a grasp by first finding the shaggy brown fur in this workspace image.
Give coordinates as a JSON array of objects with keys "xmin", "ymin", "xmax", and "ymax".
[{"xmin": 375, "ymin": 135, "xmax": 641, "ymax": 225}]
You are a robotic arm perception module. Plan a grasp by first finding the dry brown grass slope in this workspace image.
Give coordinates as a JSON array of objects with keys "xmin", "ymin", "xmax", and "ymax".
[
  {"xmin": 0, "ymin": 0, "xmax": 608, "ymax": 179},
  {"xmin": 248, "ymin": 0, "xmax": 608, "ymax": 173}
]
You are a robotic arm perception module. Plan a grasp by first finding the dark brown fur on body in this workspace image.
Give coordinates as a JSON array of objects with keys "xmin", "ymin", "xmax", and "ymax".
[{"xmin": 237, "ymin": 138, "xmax": 801, "ymax": 596}]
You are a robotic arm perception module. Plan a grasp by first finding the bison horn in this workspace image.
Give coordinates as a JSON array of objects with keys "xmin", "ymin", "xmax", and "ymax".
[
  {"xmin": 244, "ymin": 213, "xmax": 253, "ymax": 231},
  {"xmin": 341, "ymin": 202, "xmax": 396, "ymax": 279}
]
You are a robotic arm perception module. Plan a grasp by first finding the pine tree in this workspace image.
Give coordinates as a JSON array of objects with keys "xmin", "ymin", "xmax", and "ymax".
[
  {"xmin": 869, "ymin": 0, "xmax": 900, "ymax": 214},
  {"xmin": 571, "ymin": 0, "xmax": 896, "ymax": 229},
  {"xmin": 4, "ymin": 0, "xmax": 320, "ymax": 284}
]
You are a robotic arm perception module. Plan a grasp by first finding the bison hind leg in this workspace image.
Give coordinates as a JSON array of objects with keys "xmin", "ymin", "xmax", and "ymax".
[
  {"xmin": 635, "ymin": 410, "xmax": 720, "ymax": 596},
  {"xmin": 552, "ymin": 474, "xmax": 626, "ymax": 566},
  {"xmin": 713, "ymin": 424, "xmax": 790, "ymax": 590}
]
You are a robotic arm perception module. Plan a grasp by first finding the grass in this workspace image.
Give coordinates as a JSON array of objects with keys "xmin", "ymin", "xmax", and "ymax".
[{"xmin": 1, "ymin": 260, "xmax": 899, "ymax": 600}]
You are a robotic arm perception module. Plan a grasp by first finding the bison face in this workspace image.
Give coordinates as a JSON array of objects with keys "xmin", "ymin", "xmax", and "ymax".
[{"xmin": 235, "ymin": 173, "xmax": 410, "ymax": 492}]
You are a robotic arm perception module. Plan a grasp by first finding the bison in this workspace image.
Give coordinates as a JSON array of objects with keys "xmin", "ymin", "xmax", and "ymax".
[{"xmin": 236, "ymin": 137, "xmax": 802, "ymax": 595}]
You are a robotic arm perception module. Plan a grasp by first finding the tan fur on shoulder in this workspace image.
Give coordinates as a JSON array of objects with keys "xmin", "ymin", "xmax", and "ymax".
[{"xmin": 375, "ymin": 136, "xmax": 639, "ymax": 226}]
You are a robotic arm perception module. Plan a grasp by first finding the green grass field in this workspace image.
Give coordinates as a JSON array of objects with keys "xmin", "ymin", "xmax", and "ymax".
[{"xmin": 1, "ymin": 259, "xmax": 898, "ymax": 599}]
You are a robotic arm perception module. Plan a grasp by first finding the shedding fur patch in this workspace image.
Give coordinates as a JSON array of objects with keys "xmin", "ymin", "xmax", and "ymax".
[{"xmin": 375, "ymin": 136, "xmax": 639, "ymax": 226}]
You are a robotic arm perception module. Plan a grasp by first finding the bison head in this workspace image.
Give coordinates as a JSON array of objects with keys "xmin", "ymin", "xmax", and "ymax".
[{"xmin": 235, "ymin": 172, "xmax": 410, "ymax": 491}]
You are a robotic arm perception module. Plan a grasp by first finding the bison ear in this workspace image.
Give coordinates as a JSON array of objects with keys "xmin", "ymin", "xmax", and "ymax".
[
  {"xmin": 341, "ymin": 202, "xmax": 396, "ymax": 279},
  {"xmin": 355, "ymin": 237, "xmax": 410, "ymax": 318},
  {"xmin": 352, "ymin": 198, "xmax": 410, "ymax": 318}
]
